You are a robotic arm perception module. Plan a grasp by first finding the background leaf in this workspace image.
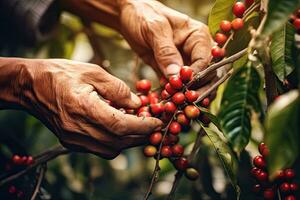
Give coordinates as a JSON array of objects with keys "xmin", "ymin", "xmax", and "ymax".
[
  {"xmin": 202, "ymin": 126, "xmax": 240, "ymax": 197},
  {"xmin": 208, "ymin": 0, "xmax": 235, "ymax": 36},
  {"xmin": 262, "ymin": 0, "xmax": 300, "ymax": 36},
  {"xmin": 218, "ymin": 65, "xmax": 262, "ymax": 154},
  {"xmin": 270, "ymin": 22, "xmax": 296, "ymax": 82},
  {"xmin": 265, "ymin": 90, "xmax": 300, "ymax": 176}
]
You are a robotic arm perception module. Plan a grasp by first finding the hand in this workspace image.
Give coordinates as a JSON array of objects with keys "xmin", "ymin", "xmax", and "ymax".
[
  {"xmin": 13, "ymin": 59, "xmax": 163, "ymax": 159},
  {"xmin": 119, "ymin": 0, "xmax": 213, "ymax": 77}
]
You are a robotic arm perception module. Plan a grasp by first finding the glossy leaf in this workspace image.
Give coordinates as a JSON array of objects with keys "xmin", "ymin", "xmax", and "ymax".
[
  {"xmin": 208, "ymin": 0, "xmax": 235, "ymax": 36},
  {"xmin": 270, "ymin": 23, "xmax": 296, "ymax": 82},
  {"xmin": 196, "ymin": 106, "xmax": 222, "ymax": 130},
  {"xmin": 262, "ymin": 0, "xmax": 300, "ymax": 36},
  {"xmin": 219, "ymin": 65, "xmax": 262, "ymax": 154},
  {"xmin": 202, "ymin": 126, "xmax": 240, "ymax": 197},
  {"xmin": 265, "ymin": 90, "xmax": 300, "ymax": 177}
]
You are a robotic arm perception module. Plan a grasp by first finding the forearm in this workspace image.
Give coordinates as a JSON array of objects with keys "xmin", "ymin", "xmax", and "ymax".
[
  {"xmin": 61, "ymin": 0, "xmax": 127, "ymax": 32},
  {"xmin": 0, "ymin": 57, "xmax": 32, "ymax": 110}
]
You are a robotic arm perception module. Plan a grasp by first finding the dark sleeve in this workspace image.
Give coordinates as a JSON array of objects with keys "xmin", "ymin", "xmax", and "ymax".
[{"xmin": 0, "ymin": 0, "xmax": 61, "ymax": 46}]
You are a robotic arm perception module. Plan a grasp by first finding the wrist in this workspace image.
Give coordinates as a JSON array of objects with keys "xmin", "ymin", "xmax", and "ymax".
[{"xmin": 0, "ymin": 57, "xmax": 35, "ymax": 110}]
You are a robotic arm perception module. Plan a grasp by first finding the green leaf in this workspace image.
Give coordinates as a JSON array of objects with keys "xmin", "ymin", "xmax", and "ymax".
[
  {"xmin": 227, "ymin": 13, "xmax": 260, "ymax": 56},
  {"xmin": 196, "ymin": 106, "xmax": 222, "ymax": 130},
  {"xmin": 265, "ymin": 90, "xmax": 300, "ymax": 177},
  {"xmin": 262, "ymin": 0, "xmax": 300, "ymax": 36},
  {"xmin": 202, "ymin": 126, "xmax": 240, "ymax": 197},
  {"xmin": 270, "ymin": 23, "xmax": 296, "ymax": 82},
  {"xmin": 219, "ymin": 64, "xmax": 262, "ymax": 154},
  {"xmin": 208, "ymin": 0, "xmax": 235, "ymax": 36}
]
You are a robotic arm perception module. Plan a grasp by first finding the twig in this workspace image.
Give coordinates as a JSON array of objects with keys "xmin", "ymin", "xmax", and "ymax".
[
  {"xmin": 0, "ymin": 146, "xmax": 69, "ymax": 186},
  {"xmin": 194, "ymin": 70, "xmax": 233, "ymax": 104},
  {"xmin": 31, "ymin": 164, "xmax": 47, "ymax": 200},
  {"xmin": 167, "ymin": 128, "xmax": 205, "ymax": 200},
  {"xmin": 143, "ymin": 113, "xmax": 177, "ymax": 200},
  {"xmin": 187, "ymin": 48, "xmax": 247, "ymax": 88}
]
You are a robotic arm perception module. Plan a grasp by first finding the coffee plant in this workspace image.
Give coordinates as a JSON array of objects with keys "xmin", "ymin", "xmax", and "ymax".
[{"xmin": 0, "ymin": 0, "xmax": 300, "ymax": 199}]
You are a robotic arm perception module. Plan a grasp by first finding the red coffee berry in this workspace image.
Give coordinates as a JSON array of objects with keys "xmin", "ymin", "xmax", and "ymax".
[
  {"xmin": 150, "ymin": 103, "xmax": 165, "ymax": 115},
  {"xmin": 161, "ymin": 112, "xmax": 173, "ymax": 123},
  {"xmin": 161, "ymin": 90, "xmax": 170, "ymax": 100},
  {"xmin": 233, "ymin": 2, "xmax": 246, "ymax": 18},
  {"xmin": 263, "ymin": 188, "xmax": 275, "ymax": 200},
  {"xmin": 177, "ymin": 113, "xmax": 190, "ymax": 126},
  {"xmin": 275, "ymin": 170, "xmax": 285, "ymax": 180},
  {"xmin": 169, "ymin": 75, "xmax": 183, "ymax": 90},
  {"xmin": 290, "ymin": 183, "xmax": 298, "ymax": 191},
  {"xmin": 180, "ymin": 66, "xmax": 193, "ymax": 83},
  {"xmin": 185, "ymin": 90, "xmax": 199, "ymax": 103},
  {"xmin": 211, "ymin": 46, "xmax": 226, "ymax": 58},
  {"xmin": 251, "ymin": 167, "xmax": 261, "ymax": 176},
  {"xmin": 137, "ymin": 106, "xmax": 149, "ymax": 115},
  {"xmin": 172, "ymin": 92, "xmax": 186, "ymax": 105},
  {"xmin": 285, "ymin": 169, "xmax": 295, "ymax": 179},
  {"xmin": 245, "ymin": 0, "xmax": 254, "ymax": 8},
  {"xmin": 21, "ymin": 156, "xmax": 27, "ymax": 164},
  {"xmin": 293, "ymin": 18, "xmax": 300, "ymax": 30},
  {"xmin": 139, "ymin": 95, "xmax": 149, "ymax": 107},
  {"xmin": 169, "ymin": 121, "xmax": 182, "ymax": 135},
  {"xmin": 200, "ymin": 114, "xmax": 211, "ymax": 125},
  {"xmin": 165, "ymin": 83, "xmax": 177, "ymax": 95},
  {"xmin": 184, "ymin": 105, "xmax": 200, "ymax": 119},
  {"xmin": 161, "ymin": 146, "xmax": 173, "ymax": 157},
  {"xmin": 253, "ymin": 184, "xmax": 261, "ymax": 193},
  {"xmin": 185, "ymin": 168, "xmax": 199, "ymax": 181},
  {"xmin": 215, "ymin": 33, "xmax": 228, "ymax": 46},
  {"xmin": 148, "ymin": 92, "xmax": 159, "ymax": 104},
  {"xmin": 144, "ymin": 145, "xmax": 157, "ymax": 157},
  {"xmin": 256, "ymin": 171, "xmax": 268, "ymax": 182},
  {"xmin": 159, "ymin": 77, "xmax": 168, "ymax": 87},
  {"xmin": 164, "ymin": 102, "xmax": 177, "ymax": 114},
  {"xmin": 201, "ymin": 97, "xmax": 210, "ymax": 107},
  {"xmin": 175, "ymin": 157, "xmax": 189, "ymax": 171},
  {"xmin": 258, "ymin": 143, "xmax": 269, "ymax": 157},
  {"xmin": 12, "ymin": 155, "xmax": 22, "ymax": 165},
  {"xmin": 253, "ymin": 155, "xmax": 266, "ymax": 169},
  {"xmin": 172, "ymin": 144, "xmax": 184, "ymax": 157},
  {"xmin": 26, "ymin": 156, "xmax": 34, "ymax": 165},
  {"xmin": 136, "ymin": 79, "xmax": 151, "ymax": 94},
  {"xmin": 285, "ymin": 195, "xmax": 296, "ymax": 200},
  {"xmin": 280, "ymin": 182, "xmax": 290, "ymax": 193},
  {"xmin": 8, "ymin": 185, "xmax": 17, "ymax": 194},
  {"xmin": 220, "ymin": 20, "xmax": 232, "ymax": 32},
  {"xmin": 168, "ymin": 135, "xmax": 180, "ymax": 145},
  {"xmin": 232, "ymin": 18, "xmax": 244, "ymax": 30},
  {"xmin": 149, "ymin": 132, "xmax": 163, "ymax": 145},
  {"xmin": 138, "ymin": 111, "xmax": 152, "ymax": 117}
]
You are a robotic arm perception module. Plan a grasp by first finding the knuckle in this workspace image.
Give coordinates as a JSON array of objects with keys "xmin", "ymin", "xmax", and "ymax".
[
  {"xmin": 114, "ymin": 80, "xmax": 131, "ymax": 99},
  {"xmin": 156, "ymin": 45, "xmax": 178, "ymax": 58}
]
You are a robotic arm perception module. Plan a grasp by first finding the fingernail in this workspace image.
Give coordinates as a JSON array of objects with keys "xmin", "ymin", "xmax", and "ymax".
[
  {"xmin": 131, "ymin": 93, "xmax": 141, "ymax": 107},
  {"xmin": 166, "ymin": 64, "xmax": 180, "ymax": 76}
]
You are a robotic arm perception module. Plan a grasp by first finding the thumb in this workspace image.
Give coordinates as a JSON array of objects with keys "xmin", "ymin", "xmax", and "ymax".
[{"xmin": 151, "ymin": 25, "xmax": 183, "ymax": 77}]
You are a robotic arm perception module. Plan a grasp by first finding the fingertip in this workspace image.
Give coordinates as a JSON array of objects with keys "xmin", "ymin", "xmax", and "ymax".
[
  {"xmin": 166, "ymin": 64, "xmax": 181, "ymax": 77},
  {"xmin": 130, "ymin": 92, "xmax": 142, "ymax": 108}
]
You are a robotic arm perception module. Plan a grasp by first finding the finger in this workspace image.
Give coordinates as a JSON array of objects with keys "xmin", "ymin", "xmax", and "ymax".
[
  {"xmin": 59, "ymin": 133, "xmax": 119, "ymax": 159},
  {"xmin": 183, "ymin": 23, "xmax": 213, "ymax": 73},
  {"xmin": 120, "ymin": 135, "xmax": 148, "ymax": 149},
  {"xmin": 140, "ymin": 52, "xmax": 164, "ymax": 78},
  {"xmin": 149, "ymin": 21, "xmax": 183, "ymax": 76},
  {"xmin": 84, "ymin": 91, "xmax": 163, "ymax": 136},
  {"xmin": 83, "ymin": 68, "xmax": 141, "ymax": 109}
]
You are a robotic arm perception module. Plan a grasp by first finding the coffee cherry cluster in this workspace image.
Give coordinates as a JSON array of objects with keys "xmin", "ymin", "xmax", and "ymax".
[
  {"xmin": 251, "ymin": 143, "xmax": 298, "ymax": 200},
  {"xmin": 11, "ymin": 154, "xmax": 34, "ymax": 166},
  {"xmin": 290, "ymin": 8, "xmax": 300, "ymax": 32},
  {"xmin": 8, "ymin": 185, "xmax": 24, "ymax": 199},
  {"xmin": 212, "ymin": 1, "xmax": 253, "ymax": 59},
  {"xmin": 135, "ymin": 66, "xmax": 211, "ymax": 181}
]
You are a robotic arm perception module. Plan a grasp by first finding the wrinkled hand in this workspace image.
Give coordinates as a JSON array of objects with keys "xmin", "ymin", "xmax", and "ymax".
[
  {"xmin": 119, "ymin": 0, "xmax": 213, "ymax": 77},
  {"xmin": 19, "ymin": 59, "xmax": 162, "ymax": 159}
]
